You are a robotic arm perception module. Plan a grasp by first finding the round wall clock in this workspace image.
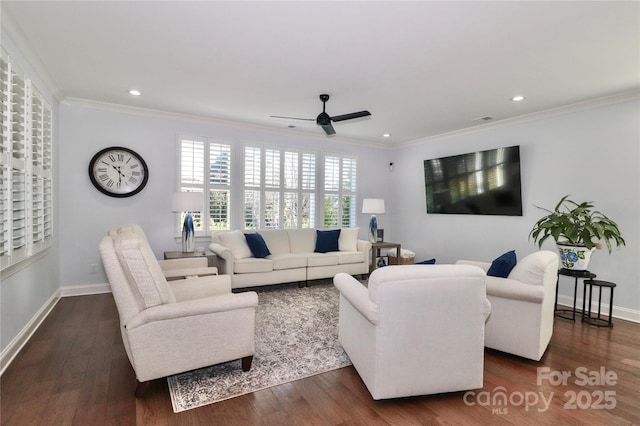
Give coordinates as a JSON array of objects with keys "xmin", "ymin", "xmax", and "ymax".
[{"xmin": 88, "ymin": 146, "xmax": 149, "ymax": 197}]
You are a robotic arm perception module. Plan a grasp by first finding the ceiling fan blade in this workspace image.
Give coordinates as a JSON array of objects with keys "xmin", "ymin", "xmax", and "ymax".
[
  {"xmin": 320, "ymin": 122, "xmax": 336, "ymax": 135},
  {"xmin": 330, "ymin": 110, "xmax": 371, "ymax": 122},
  {"xmin": 270, "ymin": 115, "xmax": 315, "ymax": 121}
]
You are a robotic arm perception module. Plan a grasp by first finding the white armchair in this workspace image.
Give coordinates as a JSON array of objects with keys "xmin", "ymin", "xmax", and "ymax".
[
  {"xmin": 334, "ymin": 264, "xmax": 490, "ymax": 400},
  {"xmin": 457, "ymin": 250, "xmax": 559, "ymax": 361},
  {"xmin": 99, "ymin": 227, "xmax": 258, "ymax": 396}
]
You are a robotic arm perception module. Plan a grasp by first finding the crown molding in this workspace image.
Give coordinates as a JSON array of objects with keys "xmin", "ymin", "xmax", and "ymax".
[
  {"xmin": 61, "ymin": 97, "xmax": 393, "ymax": 150},
  {"xmin": 395, "ymin": 89, "xmax": 640, "ymax": 149}
]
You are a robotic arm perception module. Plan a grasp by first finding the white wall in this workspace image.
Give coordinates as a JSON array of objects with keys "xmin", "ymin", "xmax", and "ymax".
[
  {"xmin": 391, "ymin": 97, "xmax": 640, "ymax": 313},
  {"xmin": 58, "ymin": 102, "xmax": 394, "ymax": 288},
  {"xmin": 0, "ymin": 32, "xmax": 60, "ymax": 352}
]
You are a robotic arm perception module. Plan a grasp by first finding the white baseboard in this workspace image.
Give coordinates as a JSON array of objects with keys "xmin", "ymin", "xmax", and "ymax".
[
  {"xmin": 0, "ymin": 289, "xmax": 61, "ymax": 376},
  {"xmin": 556, "ymin": 294, "xmax": 640, "ymax": 323},
  {"xmin": 60, "ymin": 283, "xmax": 111, "ymax": 297}
]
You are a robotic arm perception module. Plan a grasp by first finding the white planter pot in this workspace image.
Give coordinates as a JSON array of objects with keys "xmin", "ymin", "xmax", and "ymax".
[{"xmin": 557, "ymin": 243, "xmax": 595, "ymax": 271}]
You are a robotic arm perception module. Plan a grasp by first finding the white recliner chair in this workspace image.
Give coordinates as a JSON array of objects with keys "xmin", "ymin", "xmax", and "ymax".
[
  {"xmin": 109, "ymin": 223, "xmax": 219, "ymax": 280},
  {"xmin": 99, "ymin": 226, "xmax": 258, "ymax": 396},
  {"xmin": 457, "ymin": 250, "xmax": 559, "ymax": 361},
  {"xmin": 334, "ymin": 264, "xmax": 490, "ymax": 400}
]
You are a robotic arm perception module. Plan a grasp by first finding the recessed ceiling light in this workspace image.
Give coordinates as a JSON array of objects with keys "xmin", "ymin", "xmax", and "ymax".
[
  {"xmin": 383, "ymin": 133, "xmax": 391, "ymax": 138},
  {"xmin": 129, "ymin": 89, "xmax": 141, "ymax": 96},
  {"xmin": 511, "ymin": 95, "xmax": 525, "ymax": 102}
]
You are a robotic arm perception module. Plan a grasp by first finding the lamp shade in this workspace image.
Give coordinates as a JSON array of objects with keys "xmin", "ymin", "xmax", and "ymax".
[
  {"xmin": 172, "ymin": 192, "xmax": 203, "ymax": 212},
  {"xmin": 362, "ymin": 198, "xmax": 385, "ymax": 215}
]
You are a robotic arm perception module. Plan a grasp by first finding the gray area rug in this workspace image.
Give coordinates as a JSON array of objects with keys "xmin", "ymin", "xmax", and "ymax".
[{"xmin": 167, "ymin": 282, "xmax": 351, "ymax": 413}]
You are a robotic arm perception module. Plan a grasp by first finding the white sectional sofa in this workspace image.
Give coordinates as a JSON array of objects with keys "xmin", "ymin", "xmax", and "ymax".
[{"xmin": 209, "ymin": 228, "xmax": 371, "ymax": 289}]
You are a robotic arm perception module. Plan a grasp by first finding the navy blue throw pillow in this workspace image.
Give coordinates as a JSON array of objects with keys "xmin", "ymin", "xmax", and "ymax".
[
  {"xmin": 315, "ymin": 229, "xmax": 341, "ymax": 253},
  {"xmin": 415, "ymin": 258, "xmax": 436, "ymax": 265},
  {"xmin": 487, "ymin": 250, "xmax": 517, "ymax": 278},
  {"xmin": 245, "ymin": 233, "xmax": 271, "ymax": 258}
]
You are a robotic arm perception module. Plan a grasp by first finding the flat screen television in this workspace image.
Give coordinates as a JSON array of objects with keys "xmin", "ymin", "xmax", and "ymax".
[{"xmin": 424, "ymin": 145, "xmax": 523, "ymax": 216}]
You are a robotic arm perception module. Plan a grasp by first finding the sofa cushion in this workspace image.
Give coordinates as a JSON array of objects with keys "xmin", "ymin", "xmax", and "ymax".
[
  {"xmin": 338, "ymin": 227, "xmax": 359, "ymax": 252},
  {"xmin": 269, "ymin": 253, "xmax": 308, "ymax": 270},
  {"xmin": 259, "ymin": 230, "xmax": 291, "ymax": 254},
  {"xmin": 245, "ymin": 232, "xmax": 271, "ymax": 258},
  {"xmin": 487, "ymin": 250, "xmax": 517, "ymax": 278},
  {"xmin": 315, "ymin": 229, "xmax": 341, "ymax": 253},
  {"xmin": 113, "ymin": 232, "xmax": 176, "ymax": 309},
  {"xmin": 330, "ymin": 251, "xmax": 366, "ymax": 265},
  {"xmin": 307, "ymin": 252, "xmax": 339, "ymax": 267},
  {"xmin": 218, "ymin": 230, "xmax": 253, "ymax": 259},
  {"xmin": 287, "ymin": 229, "xmax": 316, "ymax": 253},
  {"xmin": 234, "ymin": 257, "xmax": 273, "ymax": 274}
]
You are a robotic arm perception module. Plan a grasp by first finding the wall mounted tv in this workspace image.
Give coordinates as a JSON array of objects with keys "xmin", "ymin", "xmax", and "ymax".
[{"xmin": 424, "ymin": 145, "xmax": 523, "ymax": 216}]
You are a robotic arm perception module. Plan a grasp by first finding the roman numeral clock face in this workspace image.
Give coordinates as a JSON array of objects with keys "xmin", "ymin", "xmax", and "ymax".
[{"xmin": 88, "ymin": 147, "xmax": 149, "ymax": 197}]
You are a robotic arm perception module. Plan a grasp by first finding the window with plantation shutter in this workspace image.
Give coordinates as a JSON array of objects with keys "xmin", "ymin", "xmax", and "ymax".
[
  {"xmin": 176, "ymin": 138, "xmax": 357, "ymax": 235},
  {"xmin": 243, "ymin": 144, "xmax": 316, "ymax": 230},
  {"xmin": 323, "ymin": 155, "xmax": 357, "ymax": 228},
  {"xmin": 1, "ymin": 47, "xmax": 53, "ymax": 273},
  {"xmin": 178, "ymin": 135, "xmax": 231, "ymax": 235}
]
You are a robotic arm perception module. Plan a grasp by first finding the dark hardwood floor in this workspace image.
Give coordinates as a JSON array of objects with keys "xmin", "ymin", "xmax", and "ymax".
[{"xmin": 2, "ymin": 292, "xmax": 639, "ymax": 425}]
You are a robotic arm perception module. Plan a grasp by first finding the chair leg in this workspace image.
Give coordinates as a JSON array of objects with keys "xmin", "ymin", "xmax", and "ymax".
[
  {"xmin": 242, "ymin": 355, "xmax": 254, "ymax": 371},
  {"xmin": 135, "ymin": 380, "xmax": 150, "ymax": 398}
]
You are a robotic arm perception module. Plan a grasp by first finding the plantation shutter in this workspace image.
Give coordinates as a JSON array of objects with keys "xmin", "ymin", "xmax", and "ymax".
[
  {"xmin": 178, "ymin": 136, "xmax": 231, "ymax": 235},
  {"xmin": 1, "ymin": 47, "xmax": 54, "ymax": 272}
]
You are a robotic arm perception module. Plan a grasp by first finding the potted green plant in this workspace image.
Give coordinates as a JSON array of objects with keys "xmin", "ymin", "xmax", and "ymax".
[{"xmin": 529, "ymin": 195, "xmax": 625, "ymax": 270}]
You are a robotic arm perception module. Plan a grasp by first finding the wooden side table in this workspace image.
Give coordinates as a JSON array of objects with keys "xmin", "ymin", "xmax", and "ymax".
[
  {"xmin": 163, "ymin": 250, "xmax": 218, "ymax": 268},
  {"xmin": 370, "ymin": 241, "xmax": 401, "ymax": 273}
]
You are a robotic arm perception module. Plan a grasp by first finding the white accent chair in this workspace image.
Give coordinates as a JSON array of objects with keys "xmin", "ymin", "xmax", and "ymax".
[
  {"xmin": 334, "ymin": 265, "xmax": 490, "ymax": 400},
  {"xmin": 99, "ymin": 227, "xmax": 258, "ymax": 397},
  {"xmin": 457, "ymin": 250, "xmax": 559, "ymax": 361},
  {"xmin": 109, "ymin": 223, "xmax": 219, "ymax": 280}
]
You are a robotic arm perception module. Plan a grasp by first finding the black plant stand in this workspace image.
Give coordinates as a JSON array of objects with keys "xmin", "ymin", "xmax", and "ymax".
[
  {"xmin": 583, "ymin": 280, "xmax": 616, "ymax": 327},
  {"xmin": 555, "ymin": 268, "xmax": 596, "ymax": 321}
]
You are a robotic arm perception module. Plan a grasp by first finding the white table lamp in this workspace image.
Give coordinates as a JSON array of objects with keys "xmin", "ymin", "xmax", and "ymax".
[
  {"xmin": 362, "ymin": 198, "xmax": 385, "ymax": 244},
  {"xmin": 172, "ymin": 192, "xmax": 203, "ymax": 252}
]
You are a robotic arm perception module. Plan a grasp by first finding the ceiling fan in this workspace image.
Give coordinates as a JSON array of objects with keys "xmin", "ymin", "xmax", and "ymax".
[{"xmin": 271, "ymin": 94, "xmax": 371, "ymax": 136}]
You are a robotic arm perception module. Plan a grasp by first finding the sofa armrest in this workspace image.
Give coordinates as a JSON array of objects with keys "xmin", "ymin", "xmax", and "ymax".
[
  {"xmin": 456, "ymin": 259, "xmax": 491, "ymax": 273},
  {"xmin": 209, "ymin": 242, "xmax": 234, "ymax": 275},
  {"xmin": 126, "ymin": 291, "xmax": 258, "ymax": 330},
  {"xmin": 357, "ymin": 240, "xmax": 372, "ymax": 253},
  {"xmin": 168, "ymin": 274, "xmax": 231, "ymax": 301},
  {"xmin": 486, "ymin": 276, "xmax": 545, "ymax": 303},
  {"xmin": 334, "ymin": 273, "xmax": 379, "ymax": 325}
]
